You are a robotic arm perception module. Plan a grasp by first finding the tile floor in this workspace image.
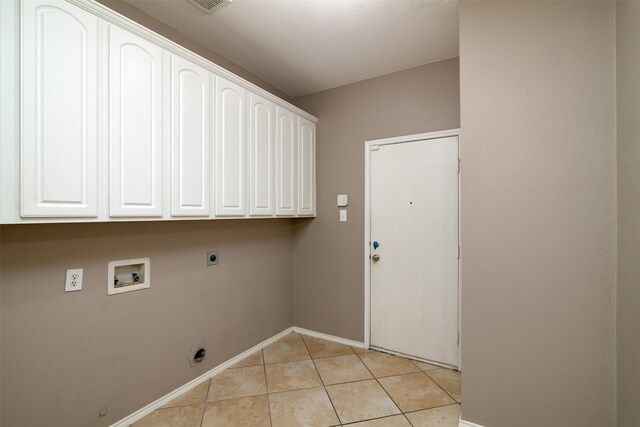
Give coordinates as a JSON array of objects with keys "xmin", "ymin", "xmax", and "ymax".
[{"xmin": 133, "ymin": 332, "xmax": 461, "ymax": 427}]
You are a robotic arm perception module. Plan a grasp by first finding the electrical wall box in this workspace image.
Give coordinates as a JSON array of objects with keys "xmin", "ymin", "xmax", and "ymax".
[
  {"xmin": 107, "ymin": 258, "xmax": 150, "ymax": 295},
  {"xmin": 207, "ymin": 250, "xmax": 219, "ymax": 266}
]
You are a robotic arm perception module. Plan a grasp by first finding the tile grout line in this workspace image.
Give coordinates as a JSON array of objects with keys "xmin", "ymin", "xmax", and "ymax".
[
  {"xmin": 198, "ymin": 403, "xmax": 206, "ymax": 427},
  {"xmin": 203, "ymin": 348, "xmax": 271, "ymax": 425},
  {"xmin": 352, "ymin": 349, "xmax": 404, "ymax": 422},
  {"xmin": 403, "ymin": 401, "xmax": 461, "ymax": 416},
  {"xmin": 402, "ymin": 402, "xmax": 462, "ymax": 427},
  {"xmin": 261, "ymin": 349, "xmax": 274, "ymax": 427},
  {"xmin": 264, "ymin": 375, "xmax": 374, "ymax": 397},
  {"xmin": 404, "ymin": 413, "xmax": 416, "ymax": 427},
  {"xmin": 198, "ymin": 379, "xmax": 212, "ymax": 427},
  {"xmin": 202, "ymin": 391, "xmax": 271, "ymax": 405},
  {"xmin": 409, "ymin": 359, "xmax": 461, "ymax": 404},
  {"xmin": 312, "ymin": 375, "xmax": 375, "ymax": 388},
  {"xmin": 267, "ymin": 382, "xmax": 326, "ymax": 396},
  {"xmin": 341, "ymin": 413, "xmax": 413, "ymax": 426},
  {"xmin": 300, "ymin": 333, "xmax": 344, "ymax": 426},
  {"xmin": 409, "ymin": 358, "xmax": 442, "ymax": 373},
  {"xmin": 421, "ymin": 368, "xmax": 460, "ymax": 404}
]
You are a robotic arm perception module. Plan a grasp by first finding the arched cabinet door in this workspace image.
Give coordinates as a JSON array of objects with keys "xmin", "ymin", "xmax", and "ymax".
[
  {"xmin": 21, "ymin": 0, "xmax": 99, "ymax": 217},
  {"xmin": 297, "ymin": 116, "xmax": 316, "ymax": 216},
  {"xmin": 249, "ymin": 93, "xmax": 275, "ymax": 216},
  {"xmin": 215, "ymin": 77, "xmax": 246, "ymax": 216},
  {"xmin": 275, "ymin": 106, "xmax": 297, "ymax": 216},
  {"xmin": 170, "ymin": 55, "xmax": 211, "ymax": 217},
  {"xmin": 108, "ymin": 25, "xmax": 163, "ymax": 217}
]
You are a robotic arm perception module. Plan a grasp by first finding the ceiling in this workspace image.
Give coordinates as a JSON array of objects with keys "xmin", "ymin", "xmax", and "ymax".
[{"xmin": 123, "ymin": 0, "xmax": 459, "ymax": 97}]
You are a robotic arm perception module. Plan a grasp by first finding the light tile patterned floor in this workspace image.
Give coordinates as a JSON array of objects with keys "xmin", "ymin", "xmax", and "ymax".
[{"xmin": 133, "ymin": 332, "xmax": 461, "ymax": 426}]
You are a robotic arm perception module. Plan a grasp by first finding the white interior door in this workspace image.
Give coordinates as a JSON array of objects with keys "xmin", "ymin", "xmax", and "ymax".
[{"xmin": 370, "ymin": 136, "xmax": 459, "ymax": 367}]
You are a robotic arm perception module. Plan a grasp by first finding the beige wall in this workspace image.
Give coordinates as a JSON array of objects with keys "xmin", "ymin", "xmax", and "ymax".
[
  {"xmin": 96, "ymin": 0, "xmax": 293, "ymax": 102},
  {"xmin": 459, "ymin": 2, "xmax": 616, "ymax": 426},
  {"xmin": 0, "ymin": 220, "xmax": 294, "ymax": 426},
  {"xmin": 292, "ymin": 58, "xmax": 461, "ymax": 340},
  {"xmin": 616, "ymin": 1, "xmax": 640, "ymax": 425}
]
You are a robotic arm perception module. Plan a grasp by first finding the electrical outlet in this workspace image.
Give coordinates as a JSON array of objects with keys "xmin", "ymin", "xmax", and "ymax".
[{"xmin": 65, "ymin": 268, "xmax": 83, "ymax": 292}]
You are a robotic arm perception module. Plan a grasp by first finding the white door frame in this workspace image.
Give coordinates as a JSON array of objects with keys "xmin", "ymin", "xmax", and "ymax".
[{"xmin": 364, "ymin": 128, "xmax": 462, "ymax": 368}]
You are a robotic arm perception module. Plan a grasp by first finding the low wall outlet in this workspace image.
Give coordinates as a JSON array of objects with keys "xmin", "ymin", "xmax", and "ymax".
[
  {"xmin": 337, "ymin": 194, "xmax": 348, "ymax": 207},
  {"xmin": 65, "ymin": 269, "xmax": 83, "ymax": 292},
  {"xmin": 340, "ymin": 209, "xmax": 348, "ymax": 222}
]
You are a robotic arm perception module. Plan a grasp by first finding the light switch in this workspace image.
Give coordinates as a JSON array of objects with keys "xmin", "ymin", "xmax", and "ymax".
[
  {"xmin": 337, "ymin": 194, "xmax": 348, "ymax": 207},
  {"xmin": 340, "ymin": 209, "xmax": 347, "ymax": 222}
]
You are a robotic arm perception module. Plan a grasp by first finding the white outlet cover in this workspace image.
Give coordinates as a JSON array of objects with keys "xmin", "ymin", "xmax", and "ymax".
[
  {"xmin": 340, "ymin": 209, "xmax": 348, "ymax": 222},
  {"xmin": 65, "ymin": 268, "xmax": 83, "ymax": 292},
  {"xmin": 337, "ymin": 194, "xmax": 348, "ymax": 207}
]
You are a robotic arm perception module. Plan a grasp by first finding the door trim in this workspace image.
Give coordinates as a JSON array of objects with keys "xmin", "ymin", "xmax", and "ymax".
[{"xmin": 364, "ymin": 128, "xmax": 461, "ymax": 368}]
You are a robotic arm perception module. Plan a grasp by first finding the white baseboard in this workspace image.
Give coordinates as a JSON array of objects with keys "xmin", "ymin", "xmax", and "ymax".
[
  {"xmin": 111, "ymin": 326, "xmax": 363, "ymax": 426},
  {"xmin": 293, "ymin": 326, "xmax": 365, "ymax": 349},
  {"xmin": 111, "ymin": 326, "xmax": 294, "ymax": 427},
  {"xmin": 459, "ymin": 418, "xmax": 485, "ymax": 427}
]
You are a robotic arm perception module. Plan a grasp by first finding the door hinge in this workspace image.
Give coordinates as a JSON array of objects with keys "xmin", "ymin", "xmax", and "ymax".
[
  {"xmin": 458, "ymin": 245, "xmax": 460, "ymax": 259},
  {"xmin": 457, "ymin": 331, "xmax": 460, "ymax": 345},
  {"xmin": 457, "ymin": 158, "xmax": 461, "ymax": 173}
]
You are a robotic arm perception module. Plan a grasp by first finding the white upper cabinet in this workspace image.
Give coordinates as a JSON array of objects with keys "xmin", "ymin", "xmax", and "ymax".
[
  {"xmin": 21, "ymin": 0, "xmax": 98, "ymax": 217},
  {"xmin": 249, "ymin": 93, "xmax": 274, "ymax": 216},
  {"xmin": 275, "ymin": 106, "xmax": 298, "ymax": 216},
  {"xmin": 215, "ymin": 77, "xmax": 246, "ymax": 216},
  {"xmin": 4, "ymin": 0, "xmax": 317, "ymax": 224},
  {"xmin": 170, "ymin": 54, "xmax": 211, "ymax": 217},
  {"xmin": 297, "ymin": 116, "xmax": 316, "ymax": 216},
  {"xmin": 108, "ymin": 25, "xmax": 163, "ymax": 217}
]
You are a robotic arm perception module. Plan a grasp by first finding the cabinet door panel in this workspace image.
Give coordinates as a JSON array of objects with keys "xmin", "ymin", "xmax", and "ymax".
[
  {"xmin": 109, "ymin": 25, "xmax": 163, "ymax": 217},
  {"xmin": 275, "ymin": 106, "xmax": 297, "ymax": 216},
  {"xmin": 249, "ymin": 93, "xmax": 274, "ymax": 216},
  {"xmin": 215, "ymin": 77, "xmax": 246, "ymax": 216},
  {"xmin": 21, "ymin": 0, "xmax": 98, "ymax": 217},
  {"xmin": 298, "ymin": 116, "xmax": 315, "ymax": 216},
  {"xmin": 171, "ymin": 55, "xmax": 210, "ymax": 216}
]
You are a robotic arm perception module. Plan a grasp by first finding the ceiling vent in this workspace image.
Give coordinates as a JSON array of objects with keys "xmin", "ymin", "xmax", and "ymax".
[{"xmin": 186, "ymin": 0, "xmax": 232, "ymax": 15}]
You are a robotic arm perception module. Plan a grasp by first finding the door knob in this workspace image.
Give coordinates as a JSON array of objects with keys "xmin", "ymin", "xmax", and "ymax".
[{"xmin": 372, "ymin": 254, "xmax": 380, "ymax": 262}]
